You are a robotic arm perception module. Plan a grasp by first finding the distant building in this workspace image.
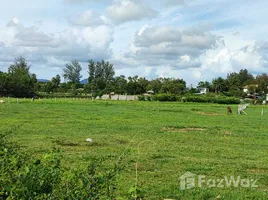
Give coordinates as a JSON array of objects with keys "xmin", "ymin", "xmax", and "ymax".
[
  {"xmin": 147, "ymin": 90, "xmax": 154, "ymax": 94},
  {"xmin": 198, "ymin": 88, "xmax": 209, "ymax": 94}
]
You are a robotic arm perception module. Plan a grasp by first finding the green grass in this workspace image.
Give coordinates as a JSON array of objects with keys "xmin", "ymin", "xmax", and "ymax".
[{"xmin": 1, "ymin": 98, "xmax": 268, "ymax": 199}]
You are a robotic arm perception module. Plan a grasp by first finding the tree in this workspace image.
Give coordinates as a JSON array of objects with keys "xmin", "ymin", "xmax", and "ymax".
[
  {"xmin": 238, "ymin": 69, "xmax": 254, "ymax": 86},
  {"xmin": 113, "ymin": 75, "xmax": 127, "ymax": 94},
  {"xmin": 87, "ymin": 60, "xmax": 115, "ymax": 95},
  {"xmin": 197, "ymin": 81, "xmax": 211, "ymax": 90},
  {"xmin": 147, "ymin": 78, "xmax": 162, "ymax": 94},
  {"xmin": 63, "ymin": 60, "xmax": 82, "ymax": 85},
  {"xmin": 226, "ymin": 69, "xmax": 254, "ymax": 90},
  {"xmin": 126, "ymin": 76, "xmax": 139, "ymax": 95},
  {"xmin": 212, "ymin": 77, "xmax": 227, "ymax": 93},
  {"xmin": 0, "ymin": 71, "xmax": 11, "ymax": 96},
  {"xmin": 8, "ymin": 56, "xmax": 30, "ymax": 74},
  {"xmin": 255, "ymin": 73, "xmax": 268, "ymax": 94},
  {"xmin": 45, "ymin": 75, "xmax": 61, "ymax": 93},
  {"xmin": 8, "ymin": 57, "xmax": 36, "ymax": 97},
  {"xmin": 160, "ymin": 78, "xmax": 186, "ymax": 94},
  {"xmin": 52, "ymin": 75, "xmax": 61, "ymax": 89},
  {"xmin": 63, "ymin": 60, "xmax": 82, "ymax": 94}
]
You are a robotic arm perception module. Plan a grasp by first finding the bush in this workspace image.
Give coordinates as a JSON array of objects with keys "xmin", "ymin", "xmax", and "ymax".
[
  {"xmin": 0, "ymin": 129, "xmax": 123, "ymax": 199},
  {"xmin": 182, "ymin": 95, "xmax": 240, "ymax": 104},
  {"xmin": 38, "ymin": 92, "xmax": 91, "ymax": 99},
  {"xmin": 148, "ymin": 93, "xmax": 240, "ymax": 104},
  {"xmin": 153, "ymin": 94, "xmax": 179, "ymax": 102},
  {"xmin": 138, "ymin": 95, "xmax": 152, "ymax": 101}
]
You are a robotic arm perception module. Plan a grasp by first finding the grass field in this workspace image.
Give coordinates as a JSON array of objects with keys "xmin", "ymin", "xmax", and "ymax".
[{"xmin": 1, "ymin": 99, "xmax": 268, "ymax": 199}]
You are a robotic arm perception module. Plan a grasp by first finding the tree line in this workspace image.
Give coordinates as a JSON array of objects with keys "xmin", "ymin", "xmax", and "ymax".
[{"xmin": 0, "ymin": 57, "xmax": 267, "ymax": 98}]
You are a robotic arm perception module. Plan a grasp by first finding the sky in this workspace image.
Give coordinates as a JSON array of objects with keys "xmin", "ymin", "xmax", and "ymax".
[{"xmin": 0, "ymin": 0, "xmax": 268, "ymax": 85}]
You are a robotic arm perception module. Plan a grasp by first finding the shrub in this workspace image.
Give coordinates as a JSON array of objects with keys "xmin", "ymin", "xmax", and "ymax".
[
  {"xmin": 138, "ymin": 95, "xmax": 152, "ymax": 101},
  {"xmin": 0, "ymin": 130, "xmax": 123, "ymax": 199},
  {"xmin": 148, "ymin": 93, "xmax": 240, "ymax": 104},
  {"xmin": 153, "ymin": 94, "xmax": 179, "ymax": 102},
  {"xmin": 182, "ymin": 95, "xmax": 240, "ymax": 104}
]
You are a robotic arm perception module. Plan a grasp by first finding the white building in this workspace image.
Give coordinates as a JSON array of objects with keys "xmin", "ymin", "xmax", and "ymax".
[{"xmin": 199, "ymin": 88, "xmax": 209, "ymax": 94}]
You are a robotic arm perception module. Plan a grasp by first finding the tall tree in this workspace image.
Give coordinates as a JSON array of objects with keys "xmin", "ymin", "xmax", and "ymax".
[
  {"xmin": 147, "ymin": 78, "xmax": 162, "ymax": 94},
  {"xmin": 63, "ymin": 60, "xmax": 82, "ymax": 94},
  {"xmin": 0, "ymin": 71, "xmax": 11, "ymax": 96},
  {"xmin": 160, "ymin": 78, "xmax": 186, "ymax": 94},
  {"xmin": 197, "ymin": 81, "xmax": 211, "ymax": 90},
  {"xmin": 212, "ymin": 77, "xmax": 227, "ymax": 93},
  {"xmin": 8, "ymin": 57, "xmax": 36, "ymax": 97},
  {"xmin": 63, "ymin": 60, "xmax": 82, "ymax": 85},
  {"xmin": 113, "ymin": 75, "xmax": 127, "ymax": 94},
  {"xmin": 45, "ymin": 75, "xmax": 61, "ymax": 93},
  {"xmin": 255, "ymin": 73, "xmax": 268, "ymax": 94},
  {"xmin": 126, "ymin": 76, "xmax": 139, "ymax": 95},
  {"xmin": 87, "ymin": 60, "xmax": 115, "ymax": 95}
]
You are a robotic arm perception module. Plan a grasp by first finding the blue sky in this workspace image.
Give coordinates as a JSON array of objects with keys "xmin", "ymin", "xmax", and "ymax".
[{"xmin": 0, "ymin": 0, "xmax": 267, "ymax": 85}]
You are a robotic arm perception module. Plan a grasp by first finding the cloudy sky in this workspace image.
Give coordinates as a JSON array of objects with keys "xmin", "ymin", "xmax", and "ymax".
[{"xmin": 0, "ymin": 0, "xmax": 267, "ymax": 85}]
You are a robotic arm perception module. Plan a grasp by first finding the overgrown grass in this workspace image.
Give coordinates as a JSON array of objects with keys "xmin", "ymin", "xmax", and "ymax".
[{"xmin": 1, "ymin": 99, "xmax": 268, "ymax": 199}]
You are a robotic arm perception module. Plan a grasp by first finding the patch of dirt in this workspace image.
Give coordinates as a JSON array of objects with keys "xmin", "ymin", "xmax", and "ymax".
[
  {"xmin": 54, "ymin": 139, "xmax": 80, "ymax": 147},
  {"xmin": 197, "ymin": 111, "xmax": 221, "ymax": 116},
  {"xmin": 247, "ymin": 169, "xmax": 268, "ymax": 174},
  {"xmin": 162, "ymin": 127, "xmax": 206, "ymax": 133},
  {"xmin": 225, "ymin": 131, "xmax": 232, "ymax": 135},
  {"xmin": 115, "ymin": 139, "xmax": 128, "ymax": 144}
]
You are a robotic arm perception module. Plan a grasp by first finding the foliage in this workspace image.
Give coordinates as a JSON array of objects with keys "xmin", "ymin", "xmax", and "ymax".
[
  {"xmin": 160, "ymin": 78, "xmax": 186, "ymax": 94},
  {"xmin": 113, "ymin": 75, "xmax": 127, "ymax": 94},
  {"xmin": 88, "ymin": 59, "xmax": 115, "ymax": 95},
  {"xmin": 1, "ymin": 100, "xmax": 268, "ymax": 199},
  {"xmin": 0, "ymin": 57, "xmax": 37, "ymax": 97},
  {"xmin": 1, "ymin": 56, "xmax": 268, "ymax": 99},
  {"xmin": 153, "ymin": 94, "xmax": 179, "ymax": 102},
  {"xmin": 0, "ymin": 130, "xmax": 123, "ymax": 200},
  {"xmin": 151, "ymin": 93, "xmax": 240, "ymax": 104},
  {"xmin": 182, "ymin": 95, "xmax": 240, "ymax": 104},
  {"xmin": 44, "ymin": 75, "xmax": 61, "ymax": 93}
]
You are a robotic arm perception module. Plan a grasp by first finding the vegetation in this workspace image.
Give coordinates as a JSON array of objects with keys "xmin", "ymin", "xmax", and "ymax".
[
  {"xmin": 1, "ymin": 100, "xmax": 268, "ymax": 199},
  {"xmin": 0, "ymin": 124, "xmax": 123, "ymax": 199},
  {"xmin": 0, "ymin": 57, "xmax": 37, "ymax": 97},
  {"xmin": 2, "ymin": 57, "xmax": 267, "ymax": 100}
]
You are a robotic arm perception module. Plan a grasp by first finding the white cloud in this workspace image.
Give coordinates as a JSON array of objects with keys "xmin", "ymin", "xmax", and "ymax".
[
  {"xmin": 69, "ymin": 10, "xmax": 105, "ymax": 26},
  {"xmin": 14, "ymin": 26, "xmax": 57, "ymax": 47},
  {"xmin": 0, "ymin": 18, "xmax": 114, "ymax": 78},
  {"xmin": 105, "ymin": 0, "xmax": 158, "ymax": 25},
  {"xmin": 6, "ymin": 17, "xmax": 20, "ymax": 27},
  {"xmin": 126, "ymin": 25, "xmax": 219, "ymax": 69}
]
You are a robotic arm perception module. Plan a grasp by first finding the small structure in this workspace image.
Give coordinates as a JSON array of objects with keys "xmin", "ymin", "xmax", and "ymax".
[
  {"xmin": 147, "ymin": 90, "xmax": 154, "ymax": 95},
  {"xmin": 196, "ymin": 88, "xmax": 209, "ymax": 94}
]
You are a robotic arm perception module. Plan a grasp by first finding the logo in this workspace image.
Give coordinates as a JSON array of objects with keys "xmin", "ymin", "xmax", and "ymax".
[{"xmin": 179, "ymin": 172, "xmax": 258, "ymax": 190}]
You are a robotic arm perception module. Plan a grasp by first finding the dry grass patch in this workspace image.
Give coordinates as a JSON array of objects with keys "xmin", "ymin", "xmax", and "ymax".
[
  {"xmin": 225, "ymin": 131, "xmax": 232, "ymax": 135},
  {"xmin": 162, "ymin": 127, "xmax": 206, "ymax": 133},
  {"xmin": 197, "ymin": 111, "xmax": 222, "ymax": 116},
  {"xmin": 247, "ymin": 169, "xmax": 268, "ymax": 174}
]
